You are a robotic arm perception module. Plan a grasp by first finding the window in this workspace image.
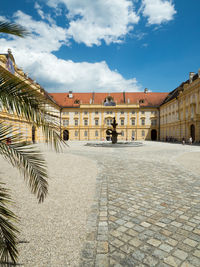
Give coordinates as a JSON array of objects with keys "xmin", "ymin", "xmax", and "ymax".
[
  {"xmin": 151, "ymin": 120, "xmax": 157, "ymax": 126},
  {"xmin": 84, "ymin": 131, "xmax": 88, "ymax": 137},
  {"xmin": 95, "ymin": 130, "xmax": 98, "ymax": 137},
  {"xmin": 74, "ymin": 99, "xmax": 80, "ymax": 104},
  {"xmin": 75, "ymin": 119, "xmax": 78, "ymax": 126},
  {"xmin": 95, "ymin": 119, "xmax": 99, "ymax": 126},
  {"xmin": 132, "ymin": 130, "xmax": 135, "ymax": 137},
  {"xmin": 95, "ymin": 111, "xmax": 99, "ymax": 115},
  {"xmin": 84, "ymin": 119, "xmax": 88, "ymax": 126},
  {"xmin": 121, "ymin": 119, "xmax": 124, "ymax": 126},
  {"xmin": 75, "ymin": 111, "xmax": 79, "ymax": 115},
  {"xmin": 84, "ymin": 111, "xmax": 88, "ymax": 115},
  {"xmin": 142, "ymin": 130, "xmax": 145, "ymax": 137},
  {"xmin": 121, "ymin": 131, "xmax": 124, "ymax": 136},
  {"xmin": 191, "ymin": 106, "xmax": 194, "ymax": 118},
  {"xmin": 63, "ymin": 111, "xmax": 69, "ymax": 115},
  {"xmin": 106, "ymin": 111, "xmax": 112, "ymax": 114},
  {"xmin": 131, "ymin": 111, "xmax": 135, "ymax": 114},
  {"xmin": 75, "ymin": 131, "xmax": 78, "ymax": 137},
  {"xmin": 63, "ymin": 119, "xmax": 69, "ymax": 126},
  {"xmin": 141, "ymin": 111, "xmax": 145, "ymax": 115},
  {"xmin": 131, "ymin": 119, "xmax": 135, "ymax": 126},
  {"xmin": 121, "ymin": 111, "xmax": 124, "ymax": 114},
  {"xmin": 106, "ymin": 119, "xmax": 112, "ymax": 125},
  {"xmin": 141, "ymin": 119, "xmax": 145, "ymax": 126}
]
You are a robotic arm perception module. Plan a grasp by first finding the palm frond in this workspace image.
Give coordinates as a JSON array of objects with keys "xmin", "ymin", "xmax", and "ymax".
[
  {"xmin": 0, "ymin": 70, "xmax": 65, "ymax": 151},
  {"xmin": 0, "ymin": 21, "xmax": 28, "ymax": 37},
  {"xmin": 0, "ymin": 123, "xmax": 48, "ymax": 203},
  {"xmin": 0, "ymin": 183, "xmax": 18, "ymax": 265}
]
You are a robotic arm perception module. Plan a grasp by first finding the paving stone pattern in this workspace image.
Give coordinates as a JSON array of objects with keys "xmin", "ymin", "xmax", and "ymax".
[{"xmin": 78, "ymin": 143, "xmax": 200, "ymax": 267}]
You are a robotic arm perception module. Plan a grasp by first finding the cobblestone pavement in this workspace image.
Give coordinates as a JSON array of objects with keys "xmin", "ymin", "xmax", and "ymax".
[{"xmin": 67, "ymin": 141, "xmax": 200, "ymax": 267}]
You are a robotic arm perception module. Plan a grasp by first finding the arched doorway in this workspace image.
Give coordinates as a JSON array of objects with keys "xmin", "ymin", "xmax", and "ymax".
[
  {"xmin": 63, "ymin": 130, "xmax": 69, "ymax": 141},
  {"xmin": 190, "ymin": 124, "xmax": 195, "ymax": 142},
  {"xmin": 151, "ymin": 129, "xmax": 157, "ymax": 141},
  {"xmin": 32, "ymin": 126, "xmax": 36, "ymax": 143}
]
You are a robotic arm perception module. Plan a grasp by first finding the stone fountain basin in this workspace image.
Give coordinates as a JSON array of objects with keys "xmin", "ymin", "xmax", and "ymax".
[{"xmin": 85, "ymin": 141, "xmax": 143, "ymax": 147}]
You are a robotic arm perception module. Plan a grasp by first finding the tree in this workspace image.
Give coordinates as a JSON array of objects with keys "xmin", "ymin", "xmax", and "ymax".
[{"xmin": 0, "ymin": 21, "xmax": 63, "ymax": 265}]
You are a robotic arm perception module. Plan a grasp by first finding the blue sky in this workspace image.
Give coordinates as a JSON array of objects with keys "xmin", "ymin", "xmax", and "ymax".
[{"xmin": 0, "ymin": 0, "xmax": 200, "ymax": 93}]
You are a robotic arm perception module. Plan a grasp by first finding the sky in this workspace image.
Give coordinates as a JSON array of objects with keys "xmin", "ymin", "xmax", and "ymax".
[{"xmin": 0, "ymin": 0, "xmax": 200, "ymax": 93}]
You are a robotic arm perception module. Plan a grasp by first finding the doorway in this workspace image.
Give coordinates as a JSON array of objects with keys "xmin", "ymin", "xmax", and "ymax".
[
  {"xmin": 151, "ymin": 129, "xmax": 157, "ymax": 141},
  {"xmin": 63, "ymin": 130, "xmax": 69, "ymax": 141},
  {"xmin": 32, "ymin": 126, "xmax": 36, "ymax": 143},
  {"xmin": 190, "ymin": 124, "xmax": 195, "ymax": 142}
]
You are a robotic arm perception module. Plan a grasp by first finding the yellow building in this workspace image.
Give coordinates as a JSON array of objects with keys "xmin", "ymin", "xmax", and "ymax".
[
  {"xmin": 0, "ymin": 50, "xmax": 60, "ymax": 143},
  {"xmin": 50, "ymin": 91, "xmax": 167, "ymax": 141},
  {"xmin": 1, "ymin": 50, "xmax": 200, "ymax": 143},
  {"xmin": 160, "ymin": 71, "xmax": 200, "ymax": 142}
]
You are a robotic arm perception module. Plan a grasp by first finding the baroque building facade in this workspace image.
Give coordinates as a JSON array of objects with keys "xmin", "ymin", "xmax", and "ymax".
[
  {"xmin": 160, "ymin": 71, "xmax": 200, "ymax": 142},
  {"xmin": 50, "ymin": 91, "xmax": 167, "ymax": 141},
  {"xmin": 1, "ymin": 50, "xmax": 200, "ymax": 143}
]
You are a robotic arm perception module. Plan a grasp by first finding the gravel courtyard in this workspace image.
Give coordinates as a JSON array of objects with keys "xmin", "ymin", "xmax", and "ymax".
[{"xmin": 1, "ymin": 141, "xmax": 200, "ymax": 266}]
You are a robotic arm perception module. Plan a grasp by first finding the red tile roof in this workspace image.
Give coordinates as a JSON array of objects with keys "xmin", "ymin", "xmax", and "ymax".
[
  {"xmin": 49, "ymin": 92, "xmax": 169, "ymax": 107},
  {"xmin": 126, "ymin": 92, "xmax": 169, "ymax": 107}
]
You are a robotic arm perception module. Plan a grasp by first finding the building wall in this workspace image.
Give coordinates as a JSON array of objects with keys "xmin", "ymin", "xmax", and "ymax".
[
  {"xmin": 1, "ymin": 52, "xmax": 200, "ymax": 143},
  {"xmin": 160, "ymin": 74, "xmax": 200, "ymax": 142},
  {"xmin": 61, "ymin": 106, "xmax": 159, "ymax": 141},
  {"xmin": 0, "ymin": 53, "xmax": 61, "ymax": 143}
]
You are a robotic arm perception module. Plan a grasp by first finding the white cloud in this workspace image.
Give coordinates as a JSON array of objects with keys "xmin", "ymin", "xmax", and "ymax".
[
  {"xmin": 12, "ymin": 11, "xmax": 68, "ymax": 52},
  {"xmin": 0, "ymin": 11, "xmax": 141, "ymax": 92},
  {"xmin": 34, "ymin": 2, "xmax": 45, "ymax": 20},
  {"xmin": 142, "ymin": 0, "xmax": 176, "ymax": 25},
  {"xmin": 0, "ymin": 15, "xmax": 7, "ymax": 21},
  {"xmin": 46, "ymin": 0, "xmax": 140, "ymax": 46},
  {"xmin": 34, "ymin": 2, "xmax": 56, "ymax": 24},
  {"xmin": 15, "ymin": 52, "xmax": 141, "ymax": 92}
]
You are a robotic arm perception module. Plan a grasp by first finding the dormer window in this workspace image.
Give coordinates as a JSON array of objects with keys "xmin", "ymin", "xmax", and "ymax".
[
  {"xmin": 104, "ymin": 96, "xmax": 116, "ymax": 106},
  {"xmin": 74, "ymin": 99, "xmax": 80, "ymax": 104},
  {"xmin": 139, "ymin": 99, "xmax": 144, "ymax": 104},
  {"xmin": 68, "ymin": 91, "xmax": 73, "ymax": 98}
]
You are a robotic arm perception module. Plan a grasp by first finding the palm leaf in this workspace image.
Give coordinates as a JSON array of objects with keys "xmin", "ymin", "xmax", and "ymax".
[
  {"xmin": 0, "ymin": 21, "xmax": 28, "ymax": 37},
  {"xmin": 0, "ymin": 183, "xmax": 18, "ymax": 265},
  {"xmin": 0, "ymin": 123, "xmax": 48, "ymax": 203},
  {"xmin": 0, "ymin": 70, "xmax": 64, "ymax": 151}
]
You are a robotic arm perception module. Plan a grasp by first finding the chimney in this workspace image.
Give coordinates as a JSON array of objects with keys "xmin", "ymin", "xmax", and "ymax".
[
  {"xmin": 127, "ymin": 98, "xmax": 130, "ymax": 104},
  {"xmin": 92, "ymin": 92, "xmax": 95, "ymax": 103},
  {"xmin": 123, "ymin": 91, "xmax": 126, "ymax": 103},
  {"xmin": 90, "ymin": 98, "xmax": 92, "ymax": 104},
  {"xmin": 144, "ymin": 88, "xmax": 148, "ymax": 94},
  {"xmin": 189, "ymin": 72, "xmax": 195, "ymax": 83},
  {"xmin": 68, "ymin": 91, "xmax": 73, "ymax": 98}
]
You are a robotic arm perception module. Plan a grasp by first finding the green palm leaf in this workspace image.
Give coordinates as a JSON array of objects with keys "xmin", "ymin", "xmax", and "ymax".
[
  {"xmin": 0, "ymin": 21, "xmax": 28, "ymax": 37},
  {"xmin": 0, "ymin": 183, "xmax": 18, "ymax": 265},
  {"xmin": 0, "ymin": 69, "xmax": 64, "ymax": 151},
  {"xmin": 0, "ymin": 123, "xmax": 48, "ymax": 203},
  {"xmin": 0, "ymin": 20, "xmax": 65, "ymax": 265}
]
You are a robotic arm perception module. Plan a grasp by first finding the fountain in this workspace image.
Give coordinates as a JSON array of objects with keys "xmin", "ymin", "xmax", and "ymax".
[
  {"xmin": 85, "ymin": 117, "xmax": 143, "ymax": 147},
  {"xmin": 106, "ymin": 117, "xmax": 121, "ymax": 144}
]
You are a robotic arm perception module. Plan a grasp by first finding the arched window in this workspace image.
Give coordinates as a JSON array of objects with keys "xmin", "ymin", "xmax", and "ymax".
[
  {"xmin": 142, "ymin": 130, "xmax": 145, "ymax": 137},
  {"xmin": 104, "ymin": 96, "xmax": 116, "ymax": 106}
]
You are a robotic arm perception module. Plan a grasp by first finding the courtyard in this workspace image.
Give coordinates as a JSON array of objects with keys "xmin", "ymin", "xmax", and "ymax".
[{"xmin": 1, "ymin": 141, "xmax": 200, "ymax": 266}]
